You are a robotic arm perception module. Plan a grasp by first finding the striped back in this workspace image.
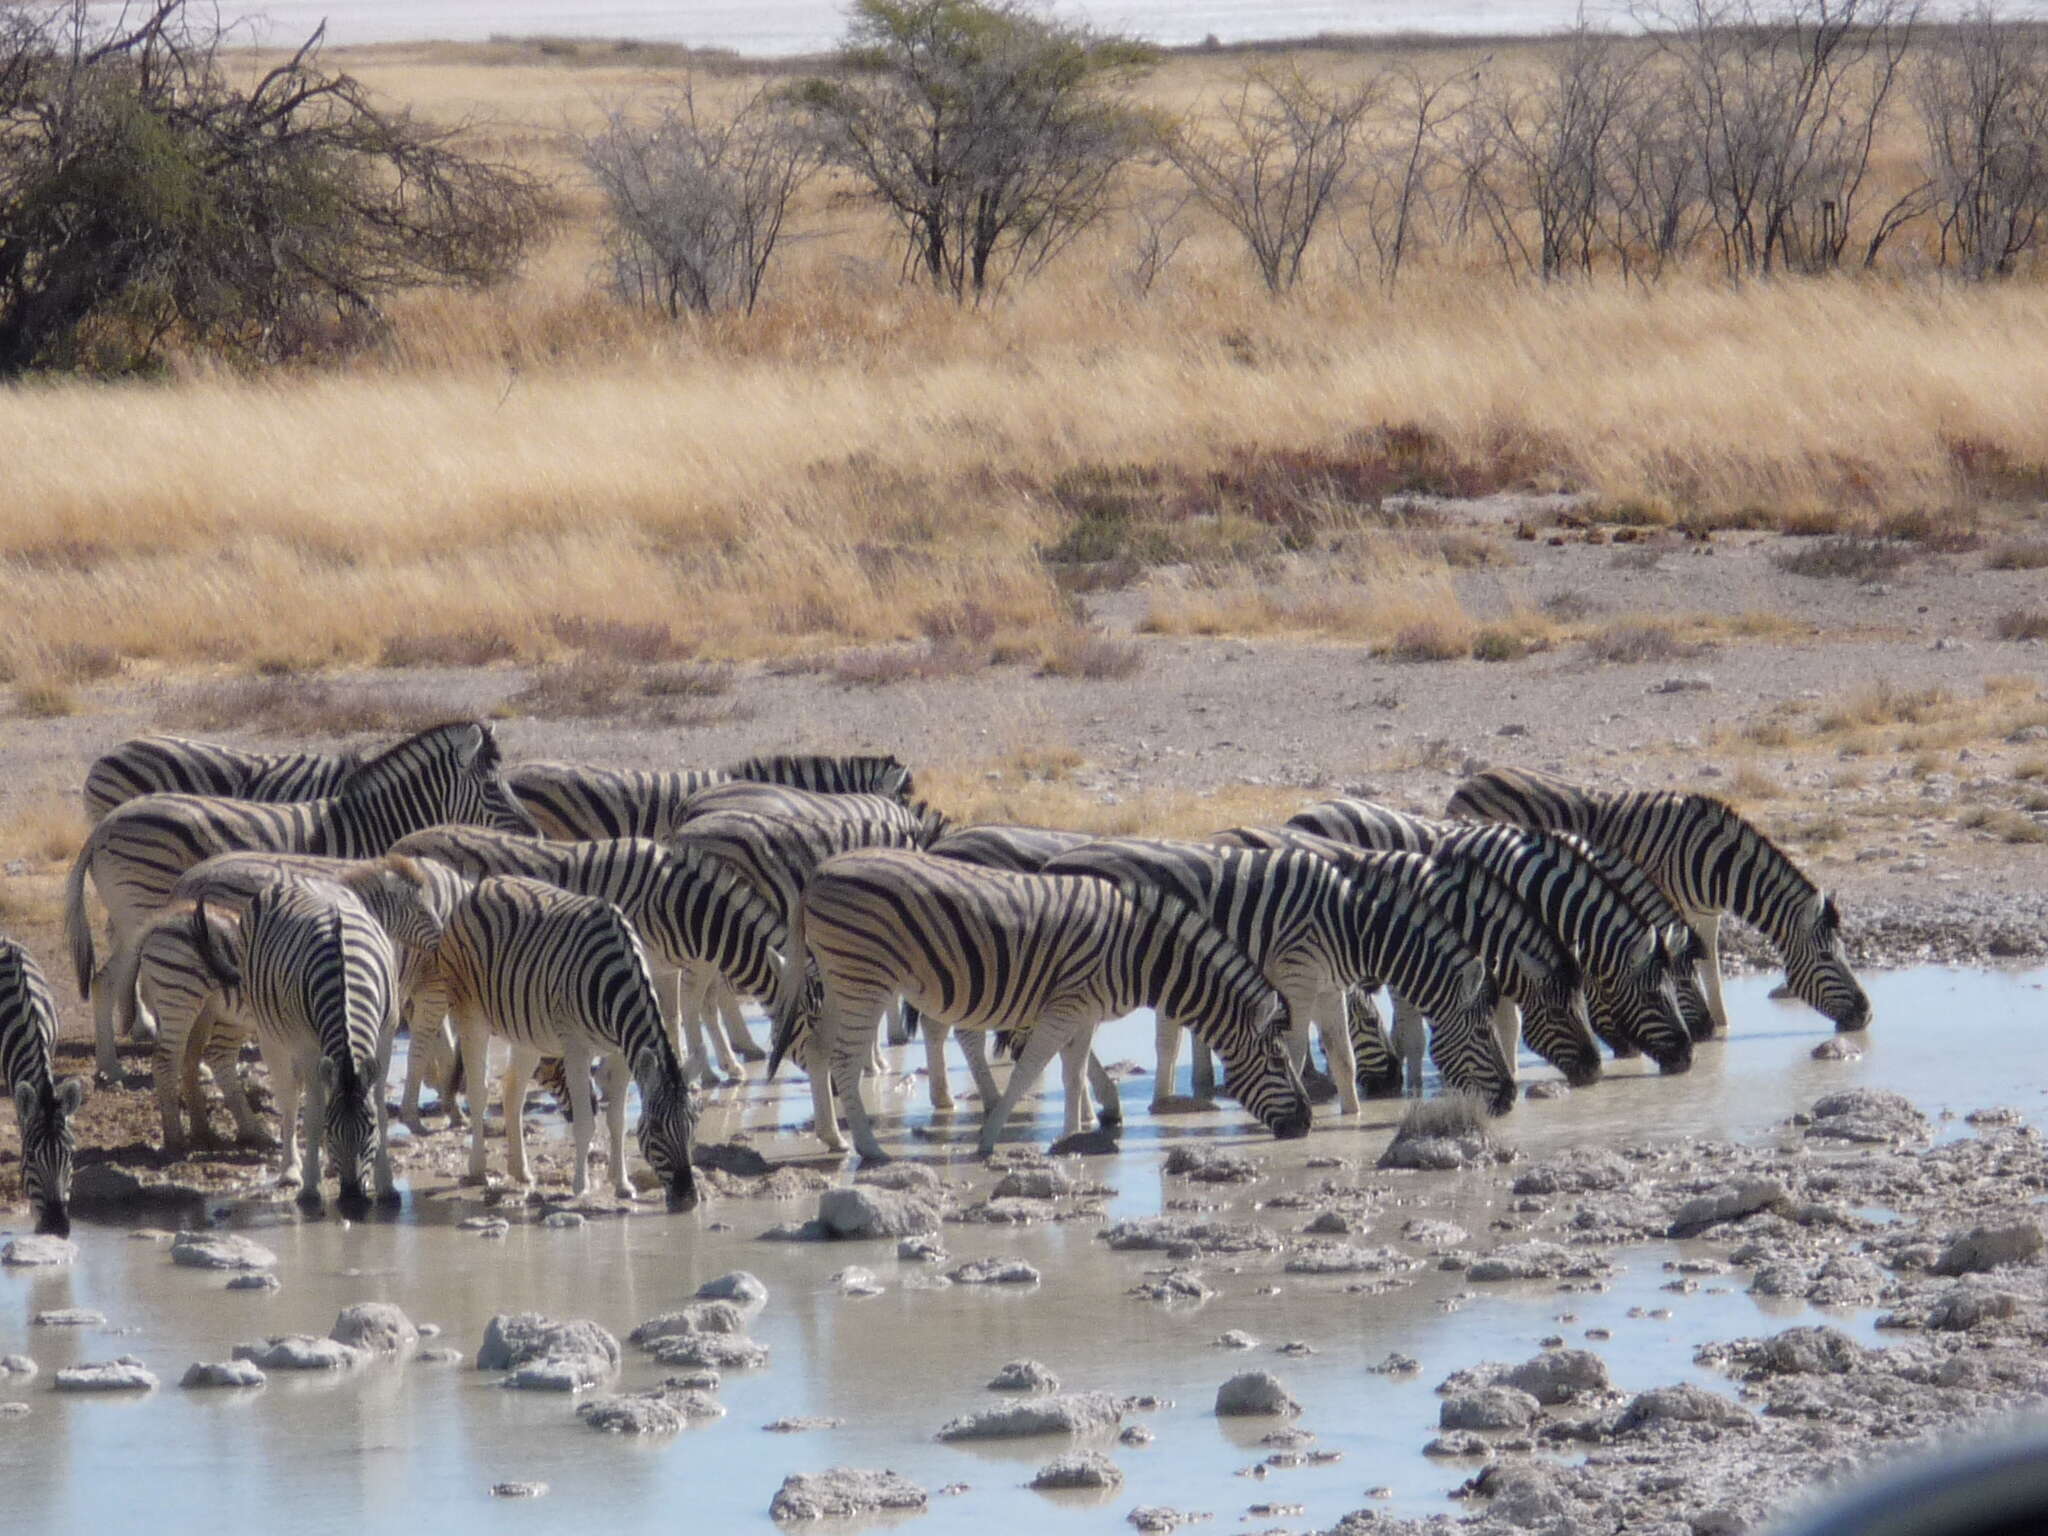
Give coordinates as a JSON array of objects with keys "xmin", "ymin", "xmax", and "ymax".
[
  {"xmin": 927, "ymin": 824, "xmax": 1096, "ymax": 873},
  {"xmin": 1, "ymin": 938, "xmax": 85, "ymax": 1236},
  {"xmin": 1445, "ymin": 766, "xmax": 1596, "ymax": 832},
  {"xmin": 679, "ymin": 782, "xmax": 939, "ymax": 838},
  {"xmin": 679, "ymin": 810, "xmax": 937, "ymax": 926},
  {"xmin": 1286, "ymin": 798, "xmax": 1440, "ymax": 852},
  {"xmin": 506, "ymin": 763, "xmax": 724, "ymax": 841},
  {"xmin": 721, "ymin": 752, "xmax": 915, "ymax": 804},
  {"xmin": 790, "ymin": 850, "xmax": 1309, "ymax": 1138},
  {"xmin": 84, "ymin": 736, "xmax": 361, "ymax": 824},
  {"xmin": 193, "ymin": 877, "xmax": 393, "ymax": 1204},
  {"xmin": 436, "ymin": 877, "xmax": 696, "ymax": 1206},
  {"xmin": 176, "ymin": 852, "xmax": 452, "ymax": 953}
]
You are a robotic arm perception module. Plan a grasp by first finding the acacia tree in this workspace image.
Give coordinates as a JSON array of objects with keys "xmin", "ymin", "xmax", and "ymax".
[
  {"xmin": 797, "ymin": 0, "xmax": 1150, "ymax": 301},
  {"xmin": 582, "ymin": 81, "xmax": 815, "ymax": 316},
  {"xmin": 0, "ymin": 1, "xmax": 549, "ymax": 374},
  {"xmin": 1165, "ymin": 64, "xmax": 1378, "ymax": 293}
]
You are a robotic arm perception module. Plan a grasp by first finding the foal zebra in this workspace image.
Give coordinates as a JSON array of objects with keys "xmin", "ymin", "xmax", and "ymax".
[
  {"xmin": 1288, "ymin": 800, "xmax": 1693, "ymax": 1072},
  {"xmin": 506, "ymin": 752, "xmax": 914, "ymax": 842},
  {"xmin": 83, "ymin": 735, "xmax": 360, "ymax": 824},
  {"xmin": 2, "ymin": 939, "xmax": 87, "ymax": 1236},
  {"xmin": 65, "ymin": 721, "xmax": 532, "ymax": 1081},
  {"xmin": 1216, "ymin": 826, "xmax": 1600, "ymax": 1093},
  {"xmin": 186, "ymin": 876, "xmax": 400, "ymax": 1213},
  {"xmin": 434, "ymin": 876, "xmax": 698, "ymax": 1209},
  {"xmin": 1447, "ymin": 767, "xmax": 1870, "ymax": 1034},
  {"xmin": 386, "ymin": 826, "xmax": 788, "ymax": 1088},
  {"xmin": 772, "ymin": 849, "xmax": 1313, "ymax": 1161}
]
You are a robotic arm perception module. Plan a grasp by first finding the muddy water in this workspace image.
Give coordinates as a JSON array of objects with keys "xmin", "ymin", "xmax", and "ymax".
[{"xmin": 3, "ymin": 965, "xmax": 2042, "ymax": 1533}]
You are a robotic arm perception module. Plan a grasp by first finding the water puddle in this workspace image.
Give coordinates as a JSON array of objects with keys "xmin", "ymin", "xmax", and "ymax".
[{"xmin": 2, "ymin": 964, "xmax": 2041, "ymax": 1533}]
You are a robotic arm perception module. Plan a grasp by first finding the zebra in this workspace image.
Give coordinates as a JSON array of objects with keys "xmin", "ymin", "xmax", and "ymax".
[
  {"xmin": 105, "ymin": 853, "xmax": 453, "ymax": 1153},
  {"xmin": 82, "ymin": 735, "xmax": 361, "ymax": 824},
  {"xmin": 2, "ymin": 938, "xmax": 88, "ymax": 1237},
  {"xmin": 1446, "ymin": 767, "xmax": 1870, "ymax": 1035},
  {"xmin": 184, "ymin": 875, "xmax": 400, "ymax": 1213},
  {"xmin": 385, "ymin": 826, "xmax": 788, "ymax": 1090},
  {"xmin": 1215, "ymin": 826, "xmax": 1600, "ymax": 1093},
  {"xmin": 64, "ymin": 720, "xmax": 533, "ymax": 1082},
  {"xmin": 928, "ymin": 824, "xmax": 1098, "ymax": 873},
  {"xmin": 434, "ymin": 876, "xmax": 698, "ymax": 1209},
  {"xmin": 1288, "ymin": 800, "xmax": 1694, "ymax": 1072},
  {"xmin": 676, "ymin": 783, "xmax": 943, "ymax": 839},
  {"xmin": 506, "ymin": 752, "xmax": 914, "ymax": 842},
  {"xmin": 771, "ymin": 849, "xmax": 1312, "ymax": 1161}
]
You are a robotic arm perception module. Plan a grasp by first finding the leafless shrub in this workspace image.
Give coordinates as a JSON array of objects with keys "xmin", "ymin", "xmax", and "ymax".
[
  {"xmin": 1541, "ymin": 589, "xmax": 1604, "ymax": 621},
  {"xmin": 1988, "ymin": 540, "xmax": 2048, "ymax": 570},
  {"xmin": 506, "ymin": 657, "xmax": 636, "ymax": 718},
  {"xmin": 640, "ymin": 661, "xmax": 734, "ymax": 697},
  {"xmin": 1914, "ymin": 4, "xmax": 2048, "ymax": 278},
  {"xmin": 1385, "ymin": 619, "xmax": 1472, "ymax": 662},
  {"xmin": 379, "ymin": 627, "xmax": 520, "ymax": 669},
  {"xmin": 1121, "ymin": 188, "xmax": 1194, "ymax": 296},
  {"xmin": 1773, "ymin": 536, "xmax": 1910, "ymax": 580},
  {"xmin": 546, "ymin": 614, "xmax": 694, "ymax": 664},
  {"xmin": 1165, "ymin": 63, "xmax": 1378, "ymax": 292},
  {"xmin": 1347, "ymin": 63, "xmax": 1467, "ymax": 287},
  {"xmin": 833, "ymin": 641, "xmax": 991, "ymax": 687},
  {"xmin": 46, "ymin": 642, "xmax": 122, "ymax": 682},
  {"xmin": 1038, "ymin": 627, "xmax": 1144, "ymax": 679},
  {"xmin": 14, "ymin": 680, "xmax": 77, "ymax": 718},
  {"xmin": 1995, "ymin": 608, "xmax": 2048, "ymax": 640},
  {"xmin": 166, "ymin": 679, "xmax": 436, "ymax": 736},
  {"xmin": 1582, "ymin": 619, "xmax": 1704, "ymax": 662},
  {"xmin": 581, "ymin": 78, "xmax": 815, "ymax": 316}
]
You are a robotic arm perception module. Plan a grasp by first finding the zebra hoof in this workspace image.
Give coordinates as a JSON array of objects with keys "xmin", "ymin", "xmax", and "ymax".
[{"xmin": 735, "ymin": 1046, "xmax": 767, "ymax": 1063}]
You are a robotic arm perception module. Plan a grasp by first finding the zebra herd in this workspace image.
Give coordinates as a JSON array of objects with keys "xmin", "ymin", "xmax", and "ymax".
[{"xmin": 0, "ymin": 720, "xmax": 1872, "ymax": 1237}]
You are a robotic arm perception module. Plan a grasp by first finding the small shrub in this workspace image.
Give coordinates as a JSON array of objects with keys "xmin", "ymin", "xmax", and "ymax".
[
  {"xmin": 1780, "ymin": 506, "xmax": 1852, "ymax": 537},
  {"xmin": 1541, "ymin": 590, "xmax": 1602, "ymax": 622},
  {"xmin": 1880, "ymin": 507, "xmax": 1981, "ymax": 553},
  {"xmin": 379, "ymin": 627, "xmax": 520, "ymax": 669},
  {"xmin": 167, "ymin": 679, "xmax": 430, "ymax": 736},
  {"xmin": 1389, "ymin": 1092, "xmax": 1491, "ymax": 1145},
  {"xmin": 1588, "ymin": 498, "xmax": 1674, "ymax": 528},
  {"xmin": 1773, "ymin": 538, "xmax": 1909, "ymax": 581},
  {"xmin": 1741, "ymin": 718, "xmax": 1800, "ymax": 749},
  {"xmin": 1471, "ymin": 624, "xmax": 1547, "ymax": 662},
  {"xmin": 1609, "ymin": 546, "xmax": 1663, "ymax": 572},
  {"xmin": 1582, "ymin": 620, "xmax": 1702, "ymax": 664},
  {"xmin": 1994, "ymin": 609, "xmax": 2048, "ymax": 642},
  {"xmin": 1039, "ymin": 627, "xmax": 1144, "ymax": 680},
  {"xmin": 15, "ymin": 680, "xmax": 77, "ymax": 718},
  {"xmin": 48, "ymin": 642, "xmax": 122, "ymax": 682},
  {"xmin": 1384, "ymin": 619, "xmax": 1471, "ymax": 663},
  {"xmin": 506, "ymin": 656, "xmax": 635, "ymax": 717},
  {"xmin": 2014, "ymin": 757, "xmax": 2048, "ymax": 782},
  {"xmin": 1432, "ymin": 530, "xmax": 1511, "ymax": 568},
  {"xmin": 834, "ymin": 641, "xmax": 990, "ymax": 687},
  {"xmin": 916, "ymin": 602, "xmax": 999, "ymax": 645},
  {"xmin": 640, "ymin": 661, "xmax": 733, "ymax": 698},
  {"xmin": 1799, "ymin": 815, "xmax": 1847, "ymax": 844},
  {"xmin": 546, "ymin": 614, "xmax": 693, "ymax": 664},
  {"xmin": 1960, "ymin": 807, "xmax": 2048, "ymax": 844},
  {"xmin": 1987, "ymin": 541, "xmax": 2048, "ymax": 572},
  {"xmin": 1729, "ymin": 765, "xmax": 1780, "ymax": 800}
]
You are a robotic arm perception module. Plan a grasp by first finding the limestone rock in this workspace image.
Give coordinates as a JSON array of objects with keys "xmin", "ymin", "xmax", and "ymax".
[
  {"xmin": 628, "ymin": 1301, "xmax": 747, "ymax": 1345},
  {"xmin": 1668, "ymin": 1177, "xmax": 1788, "ymax": 1237},
  {"xmin": 1, "ymin": 1236, "xmax": 77, "ymax": 1267},
  {"xmin": 233, "ymin": 1335, "xmax": 364, "ymax": 1372},
  {"xmin": 1215, "ymin": 1370, "xmax": 1300, "ymax": 1417},
  {"xmin": 32, "ymin": 1308, "xmax": 104, "ymax": 1328},
  {"xmin": 181, "ymin": 1360, "xmax": 266, "ymax": 1389},
  {"xmin": 948, "ymin": 1257, "xmax": 1039, "ymax": 1285},
  {"xmin": 330, "ymin": 1303, "xmax": 419, "ymax": 1356},
  {"xmin": 817, "ymin": 1186, "xmax": 942, "ymax": 1239},
  {"xmin": 937, "ymin": 1391, "xmax": 1123, "ymax": 1440},
  {"xmin": 475, "ymin": 1313, "xmax": 620, "ymax": 1373},
  {"xmin": 993, "ymin": 1167, "xmax": 1074, "ymax": 1199},
  {"xmin": 52, "ymin": 1357, "xmax": 157, "ymax": 1392},
  {"xmin": 646, "ymin": 1333, "xmax": 769, "ymax": 1371},
  {"xmin": 169, "ymin": 1233, "xmax": 277, "ymax": 1271},
  {"xmin": 1439, "ymin": 1387, "xmax": 1541, "ymax": 1431},
  {"xmin": 989, "ymin": 1360, "xmax": 1060, "ymax": 1393},
  {"xmin": 695, "ymin": 1271, "xmax": 769, "ymax": 1318},
  {"xmin": 770, "ymin": 1468, "xmax": 928, "ymax": 1522},
  {"xmin": 1933, "ymin": 1221, "xmax": 2045, "ymax": 1276},
  {"xmin": 1616, "ymin": 1383, "xmax": 1752, "ymax": 1432},
  {"xmin": 1501, "ymin": 1349, "xmax": 1610, "ymax": 1404},
  {"xmin": 1031, "ymin": 1451, "xmax": 1123, "ymax": 1490}
]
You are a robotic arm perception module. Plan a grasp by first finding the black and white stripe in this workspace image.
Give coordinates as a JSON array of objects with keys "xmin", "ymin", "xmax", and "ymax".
[
  {"xmin": 64, "ymin": 721, "xmax": 533, "ymax": 1081},
  {"xmin": 187, "ymin": 875, "xmax": 399, "ymax": 1213},
  {"xmin": 677, "ymin": 783, "xmax": 943, "ymax": 839},
  {"xmin": 434, "ymin": 875, "xmax": 698, "ymax": 1208},
  {"xmin": 1218, "ymin": 825, "xmax": 1599, "ymax": 1092},
  {"xmin": 772, "ymin": 848, "xmax": 1312, "ymax": 1160},
  {"xmin": 2, "ymin": 938, "xmax": 87, "ymax": 1237},
  {"xmin": 82, "ymin": 735, "xmax": 360, "ymax": 824},
  {"xmin": 1287, "ymin": 800, "xmax": 1693, "ymax": 1073},
  {"xmin": 1447, "ymin": 767, "xmax": 1870, "ymax": 1034},
  {"xmin": 928, "ymin": 824, "xmax": 1097, "ymax": 873},
  {"xmin": 507, "ymin": 752, "xmax": 914, "ymax": 842},
  {"xmin": 386, "ymin": 826, "xmax": 788, "ymax": 1088}
]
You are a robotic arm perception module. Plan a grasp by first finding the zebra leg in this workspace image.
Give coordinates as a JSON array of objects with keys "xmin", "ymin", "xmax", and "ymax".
[
  {"xmin": 957, "ymin": 1026, "xmax": 1001, "ymax": 1105},
  {"xmin": 1151, "ymin": 1013, "xmax": 1184, "ymax": 1112},
  {"xmin": 1390, "ymin": 992, "xmax": 1428, "ymax": 1097},
  {"xmin": 1058, "ymin": 1034, "xmax": 1092, "ymax": 1141},
  {"xmin": 1084, "ymin": 1050, "xmax": 1122, "ymax": 1130},
  {"xmin": 802, "ymin": 1032, "xmax": 848, "ymax": 1155},
  {"xmin": 693, "ymin": 971, "xmax": 743, "ymax": 1081},
  {"xmin": 1304, "ymin": 985, "xmax": 1360, "ymax": 1117},
  {"xmin": 1491, "ymin": 998, "xmax": 1523, "ymax": 1082},
  {"xmin": 561, "ymin": 1045, "xmax": 597, "ymax": 1200},
  {"xmin": 924, "ymin": 1018, "xmax": 956, "ymax": 1111},
  {"xmin": 371, "ymin": 1005, "xmax": 398, "ymax": 1202},
  {"xmin": 826, "ymin": 988, "xmax": 891, "ymax": 1162},
  {"xmin": 1191, "ymin": 1035, "xmax": 1218, "ymax": 1101},
  {"xmin": 296, "ymin": 1047, "xmax": 326, "ymax": 1205},
  {"xmin": 977, "ymin": 1023, "xmax": 1069, "ymax": 1157},
  {"xmin": 1693, "ymin": 910, "xmax": 1729, "ymax": 1035},
  {"xmin": 262, "ymin": 1045, "xmax": 306, "ymax": 1191},
  {"xmin": 501, "ymin": 1047, "xmax": 541, "ymax": 1195},
  {"xmin": 602, "ymin": 1053, "xmax": 633, "ymax": 1200},
  {"xmin": 194, "ymin": 1013, "xmax": 256, "ymax": 1151},
  {"xmin": 676, "ymin": 966, "xmax": 725, "ymax": 1089},
  {"xmin": 1342, "ymin": 985, "xmax": 1404, "ymax": 1100},
  {"xmin": 719, "ymin": 981, "xmax": 765, "ymax": 1063},
  {"xmin": 458, "ymin": 1016, "xmax": 496, "ymax": 1187}
]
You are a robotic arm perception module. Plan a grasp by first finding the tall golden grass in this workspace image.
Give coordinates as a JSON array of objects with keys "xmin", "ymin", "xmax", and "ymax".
[{"xmin": 4, "ymin": 39, "xmax": 2047, "ymax": 681}]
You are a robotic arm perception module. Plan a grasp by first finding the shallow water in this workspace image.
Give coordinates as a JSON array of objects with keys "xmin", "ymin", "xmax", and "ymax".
[{"xmin": 3, "ymin": 964, "xmax": 2042, "ymax": 1533}]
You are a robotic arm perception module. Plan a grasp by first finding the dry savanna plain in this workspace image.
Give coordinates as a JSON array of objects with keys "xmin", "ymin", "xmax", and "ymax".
[{"xmin": 2, "ymin": 27, "xmax": 2048, "ymax": 1536}]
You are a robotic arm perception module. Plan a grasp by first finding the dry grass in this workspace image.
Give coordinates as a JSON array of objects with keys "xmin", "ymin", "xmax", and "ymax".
[
  {"xmin": 1772, "ymin": 537, "xmax": 1912, "ymax": 582},
  {"xmin": 1, "ymin": 46, "xmax": 2048, "ymax": 672},
  {"xmin": 163, "ymin": 677, "xmax": 442, "ymax": 736},
  {"xmin": 1037, "ymin": 627, "xmax": 1145, "ymax": 680},
  {"xmin": 1994, "ymin": 609, "xmax": 2048, "ymax": 642},
  {"xmin": 1959, "ymin": 806, "xmax": 2048, "ymax": 844},
  {"xmin": 1582, "ymin": 619, "xmax": 1708, "ymax": 665},
  {"xmin": 1987, "ymin": 541, "xmax": 2048, "ymax": 571}
]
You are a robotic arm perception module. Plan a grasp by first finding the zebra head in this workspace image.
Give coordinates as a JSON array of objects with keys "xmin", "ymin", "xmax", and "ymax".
[
  {"xmin": 1783, "ymin": 892, "xmax": 1869, "ymax": 1032},
  {"xmin": 15, "ymin": 1077, "xmax": 87, "ymax": 1237},
  {"xmin": 1589, "ymin": 930, "xmax": 1692, "ymax": 1073},
  {"xmin": 634, "ymin": 1048, "xmax": 699, "ymax": 1211},
  {"xmin": 1439, "ymin": 965, "xmax": 1517, "ymax": 1115},
  {"xmin": 1519, "ymin": 973, "xmax": 1603, "ymax": 1089},
  {"xmin": 354, "ymin": 855, "xmax": 451, "ymax": 951},
  {"xmin": 1217, "ymin": 995, "xmax": 1312, "ymax": 1141},
  {"xmin": 448, "ymin": 723, "xmax": 540, "ymax": 836},
  {"xmin": 317, "ymin": 1056, "xmax": 381, "ymax": 1215}
]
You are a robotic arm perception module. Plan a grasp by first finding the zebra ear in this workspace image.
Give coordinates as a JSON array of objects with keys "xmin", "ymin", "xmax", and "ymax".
[
  {"xmin": 13, "ymin": 1082, "xmax": 34, "ymax": 1123},
  {"xmin": 633, "ymin": 1046, "xmax": 661, "ymax": 1085},
  {"xmin": 317, "ymin": 1057, "xmax": 342, "ymax": 1095},
  {"xmin": 55, "ymin": 1077, "xmax": 87, "ymax": 1114},
  {"xmin": 1625, "ymin": 928, "xmax": 1657, "ymax": 971},
  {"xmin": 455, "ymin": 723, "xmax": 488, "ymax": 771},
  {"xmin": 1816, "ymin": 893, "xmax": 1842, "ymax": 935}
]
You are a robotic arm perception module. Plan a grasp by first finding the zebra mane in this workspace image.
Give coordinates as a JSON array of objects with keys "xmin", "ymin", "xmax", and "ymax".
[
  {"xmin": 344, "ymin": 720, "xmax": 492, "ymax": 793},
  {"xmin": 1660, "ymin": 790, "xmax": 1829, "ymax": 928},
  {"xmin": 1114, "ymin": 876, "xmax": 1282, "ymax": 1022}
]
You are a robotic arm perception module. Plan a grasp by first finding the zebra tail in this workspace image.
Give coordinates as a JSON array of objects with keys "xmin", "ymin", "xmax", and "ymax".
[
  {"xmin": 765, "ymin": 904, "xmax": 812, "ymax": 1081},
  {"xmin": 63, "ymin": 823, "xmax": 101, "ymax": 999},
  {"xmin": 104, "ymin": 914, "xmax": 149, "ymax": 1045},
  {"xmin": 189, "ymin": 895, "xmax": 243, "ymax": 991}
]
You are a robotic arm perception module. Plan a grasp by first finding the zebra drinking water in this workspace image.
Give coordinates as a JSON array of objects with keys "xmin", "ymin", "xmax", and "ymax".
[{"xmin": 1, "ymin": 938, "xmax": 88, "ymax": 1237}]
